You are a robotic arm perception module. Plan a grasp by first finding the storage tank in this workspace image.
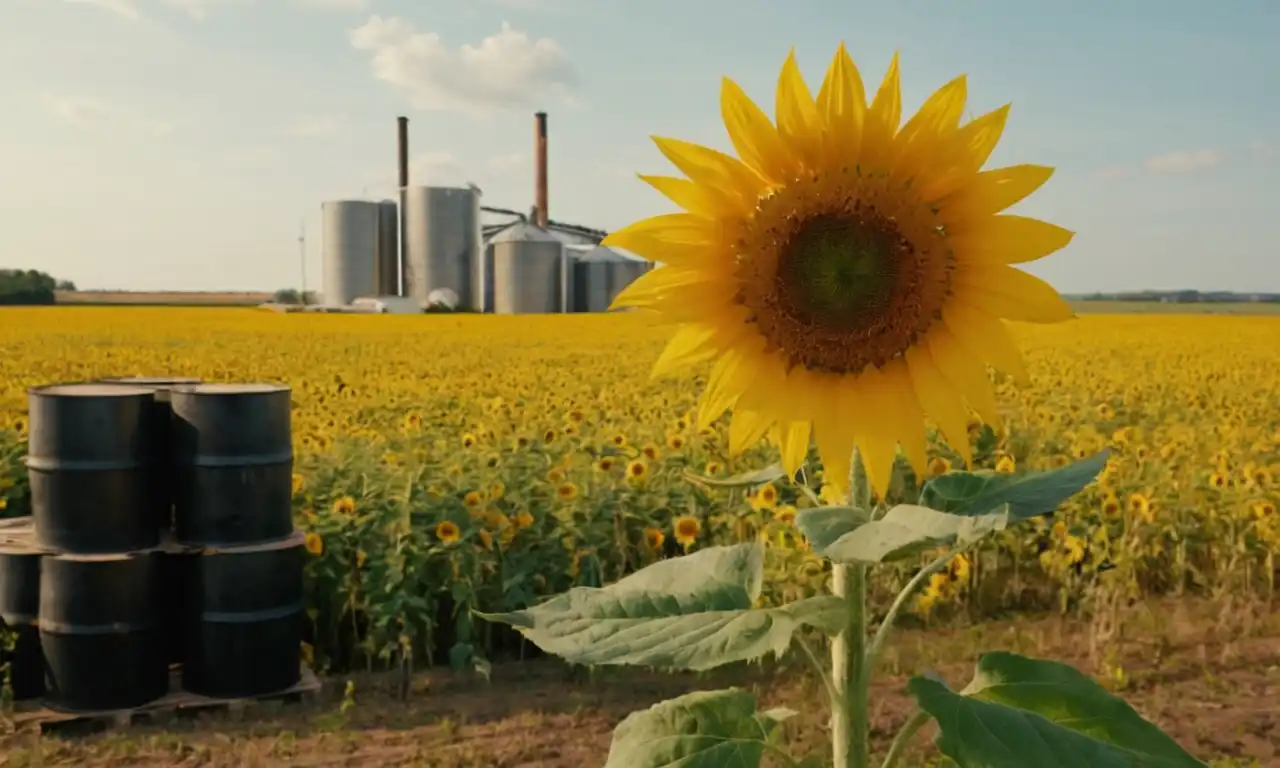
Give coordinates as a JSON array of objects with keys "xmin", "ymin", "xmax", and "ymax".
[
  {"xmin": 376, "ymin": 200, "xmax": 399, "ymax": 295},
  {"xmin": 491, "ymin": 223, "xmax": 568, "ymax": 314},
  {"xmin": 321, "ymin": 200, "xmax": 399, "ymax": 306},
  {"xmin": 573, "ymin": 245, "xmax": 651, "ymax": 313},
  {"xmin": 402, "ymin": 186, "xmax": 481, "ymax": 311},
  {"xmin": 481, "ymin": 244, "xmax": 495, "ymax": 313}
]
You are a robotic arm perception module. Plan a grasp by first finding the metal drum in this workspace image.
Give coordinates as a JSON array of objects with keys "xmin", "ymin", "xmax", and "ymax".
[
  {"xmin": 26, "ymin": 383, "xmax": 159, "ymax": 553},
  {"xmin": 98, "ymin": 376, "xmax": 203, "ymax": 532},
  {"xmin": 0, "ymin": 518, "xmax": 46, "ymax": 700},
  {"xmin": 39, "ymin": 550, "xmax": 168, "ymax": 711},
  {"xmin": 182, "ymin": 532, "xmax": 303, "ymax": 698},
  {"xmin": 170, "ymin": 383, "xmax": 293, "ymax": 547}
]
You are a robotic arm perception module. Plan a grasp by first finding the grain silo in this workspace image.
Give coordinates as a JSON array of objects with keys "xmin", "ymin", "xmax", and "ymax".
[
  {"xmin": 490, "ymin": 223, "xmax": 569, "ymax": 314},
  {"xmin": 321, "ymin": 200, "xmax": 399, "ymax": 306},
  {"xmin": 376, "ymin": 200, "xmax": 399, "ymax": 296},
  {"xmin": 573, "ymin": 245, "xmax": 651, "ymax": 313},
  {"xmin": 402, "ymin": 186, "xmax": 481, "ymax": 310}
]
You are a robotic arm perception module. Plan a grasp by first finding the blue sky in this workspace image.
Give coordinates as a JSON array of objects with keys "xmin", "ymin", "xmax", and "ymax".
[{"xmin": 3, "ymin": 0, "xmax": 1277, "ymax": 292}]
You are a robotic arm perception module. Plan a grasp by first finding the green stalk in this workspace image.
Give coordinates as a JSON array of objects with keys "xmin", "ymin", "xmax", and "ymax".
[{"xmin": 831, "ymin": 450, "xmax": 872, "ymax": 768}]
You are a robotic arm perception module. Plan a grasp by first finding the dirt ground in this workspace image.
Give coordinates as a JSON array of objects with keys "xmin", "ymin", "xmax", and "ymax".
[{"xmin": 1, "ymin": 600, "xmax": 1277, "ymax": 767}]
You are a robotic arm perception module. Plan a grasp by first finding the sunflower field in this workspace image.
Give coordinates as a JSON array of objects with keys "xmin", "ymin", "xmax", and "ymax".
[{"xmin": 1, "ymin": 306, "xmax": 1278, "ymax": 674}]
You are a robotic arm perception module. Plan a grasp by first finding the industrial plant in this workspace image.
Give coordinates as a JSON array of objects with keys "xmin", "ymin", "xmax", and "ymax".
[{"xmin": 315, "ymin": 112, "xmax": 649, "ymax": 314}]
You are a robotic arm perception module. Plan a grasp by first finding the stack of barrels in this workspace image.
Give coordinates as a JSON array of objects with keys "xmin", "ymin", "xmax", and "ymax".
[{"xmin": 0, "ymin": 377, "xmax": 305, "ymax": 712}]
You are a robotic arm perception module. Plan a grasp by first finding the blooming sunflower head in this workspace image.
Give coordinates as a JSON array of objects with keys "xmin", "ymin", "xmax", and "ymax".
[{"xmin": 604, "ymin": 45, "xmax": 1075, "ymax": 498}]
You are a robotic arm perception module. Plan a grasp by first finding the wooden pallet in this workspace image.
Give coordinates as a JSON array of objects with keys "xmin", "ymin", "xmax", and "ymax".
[{"xmin": 10, "ymin": 665, "xmax": 321, "ymax": 735}]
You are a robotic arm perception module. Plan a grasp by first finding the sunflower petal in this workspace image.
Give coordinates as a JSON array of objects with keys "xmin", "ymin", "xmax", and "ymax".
[
  {"xmin": 919, "ymin": 104, "xmax": 1011, "ymax": 201},
  {"xmin": 776, "ymin": 48, "xmax": 823, "ymax": 168},
  {"xmin": 811, "ymin": 374, "xmax": 859, "ymax": 498},
  {"xmin": 609, "ymin": 266, "xmax": 721, "ymax": 310},
  {"xmin": 651, "ymin": 136, "xmax": 768, "ymax": 204},
  {"xmin": 904, "ymin": 344, "xmax": 974, "ymax": 465},
  {"xmin": 895, "ymin": 75, "xmax": 968, "ymax": 180},
  {"xmin": 602, "ymin": 213, "xmax": 726, "ymax": 268},
  {"xmin": 948, "ymin": 214, "xmax": 1075, "ymax": 265},
  {"xmin": 861, "ymin": 52, "xmax": 901, "ymax": 162},
  {"xmin": 729, "ymin": 408, "xmax": 774, "ymax": 456},
  {"xmin": 772, "ymin": 420, "xmax": 812, "ymax": 479},
  {"xmin": 638, "ymin": 174, "xmax": 745, "ymax": 219},
  {"xmin": 925, "ymin": 324, "xmax": 1002, "ymax": 428},
  {"xmin": 697, "ymin": 338, "xmax": 764, "ymax": 430},
  {"xmin": 941, "ymin": 303, "xmax": 1031, "ymax": 385},
  {"xmin": 938, "ymin": 165, "xmax": 1055, "ymax": 224},
  {"xmin": 879, "ymin": 358, "xmax": 929, "ymax": 477},
  {"xmin": 650, "ymin": 321, "xmax": 743, "ymax": 379},
  {"xmin": 816, "ymin": 42, "xmax": 866, "ymax": 165},
  {"xmin": 721, "ymin": 77, "xmax": 794, "ymax": 182},
  {"xmin": 847, "ymin": 364, "xmax": 907, "ymax": 499},
  {"xmin": 952, "ymin": 264, "xmax": 1076, "ymax": 324}
]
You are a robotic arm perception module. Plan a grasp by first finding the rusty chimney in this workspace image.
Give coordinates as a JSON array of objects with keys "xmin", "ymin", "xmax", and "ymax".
[
  {"xmin": 534, "ymin": 111, "xmax": 548, "ymax": 228},
  {"xmin": 396, "ymin": 116, "xmax": 409, "ymax": 296}
]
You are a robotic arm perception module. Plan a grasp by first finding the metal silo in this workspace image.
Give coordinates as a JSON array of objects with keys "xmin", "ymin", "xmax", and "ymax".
[
  {"xmin": 481, "ymin": 243, "xmax": 495, "ymax": 313},
  {"xmin": 573, "ymin": 245, "xmax": 651, "ymax": 313},
  {"xmin": 376, "ymin": 200, "xmax": 399, "ymax": 296},
  {"xmin": 491, "ymin": 223, "xmax": 566, "ymax": 314},
  {"xmin": 321, "ymin": 200, "xmax": 385, "ymax": 306},
  {"xmin": 403, "ymin": 186, "xmax": 481, "ymax": 310}
]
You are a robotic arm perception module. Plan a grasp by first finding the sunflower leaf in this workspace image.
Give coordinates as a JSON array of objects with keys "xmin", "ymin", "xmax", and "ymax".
[
  {"xmin": 794, "ymin": 506, "xmax": 871, "ymax": 551},
  {"xmin": 476, "ymin": 543, "xmax": 846, "ymax": 671},
  {"xmin": 605, "ymin": 689, "xmax": 794, "ymax": 768},
  {"xmin": 805, "ymin": 504, "xmax": 1009, "ymax": 564},
  {"xmin": 683, "ymin": 463, "xmax": 787, "ymax": 489},
  {"xmin": 920, "ymin": 450, "xmax": 1111, "ymax": 518},
  {"xmin": 908, "ymin": 652, "xmax": 1206, "ymax": 768}
]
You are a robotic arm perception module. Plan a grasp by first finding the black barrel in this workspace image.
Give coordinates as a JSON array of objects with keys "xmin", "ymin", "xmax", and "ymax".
[
  {"xmin": 0, "ymin": 518, "xmax": 46, "ymax": 700},
  {"xmin": 183, "ymin": 532, "xmax": 303, "ymax": 698},
  {"xmin": 98, "ymin": 377, "xmax": 203, "ymax": 533},
  {"xmin": 27, "ymin": 383, "xmax": 159, "ymax": 553},
  {"xmin": 170, "ymin": 384, "xmax": 293, "ymax": 547},
  {"xmin": 40, "ymin": 550, "xmax": 168, "ymax": 711}
]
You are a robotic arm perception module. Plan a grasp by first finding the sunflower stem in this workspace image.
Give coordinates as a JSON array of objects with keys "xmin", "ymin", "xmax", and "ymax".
[{"xmin": 830, "ymin": 449, "xmax": 872, "ymax": 768}]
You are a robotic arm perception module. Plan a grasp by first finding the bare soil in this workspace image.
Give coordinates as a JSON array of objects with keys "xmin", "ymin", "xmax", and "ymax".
[
  {"xmin": 2, "ymin": 600, "xmax": 1278, "ymax": 767},
  {"xmin": 53, "ymin": 291, "xmax": 273, "ymax": 306}
]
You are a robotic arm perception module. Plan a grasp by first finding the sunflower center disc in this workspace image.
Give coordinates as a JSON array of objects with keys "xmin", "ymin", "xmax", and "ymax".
[
  {"xmin": 777, "ymin": 215, "xmax": 900, "ymax": 330},
  {"xmin": 734, "ymin": 171, "xmax": 956, "ymax": 375}
]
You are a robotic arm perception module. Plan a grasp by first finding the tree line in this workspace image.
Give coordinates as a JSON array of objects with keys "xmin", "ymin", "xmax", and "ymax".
[{"xmin": 0, "ymin": 270, "xmax": 75, "ymax": 305}]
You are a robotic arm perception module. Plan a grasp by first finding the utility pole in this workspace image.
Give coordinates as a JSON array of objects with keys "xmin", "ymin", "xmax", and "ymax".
[{"xmin": 298, "ymin": 218, "xmax": 308, "ymax": 305}]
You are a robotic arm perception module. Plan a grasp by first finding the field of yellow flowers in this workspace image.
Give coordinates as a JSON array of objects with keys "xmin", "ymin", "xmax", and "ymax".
[{"xmin": 1, "ymin": 306, "xmax": 1278, "ymax": 674}]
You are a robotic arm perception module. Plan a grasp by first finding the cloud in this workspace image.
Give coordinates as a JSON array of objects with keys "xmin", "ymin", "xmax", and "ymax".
[
  {"xmin": 286, "ymin": 115, "xmax": 345, "ymax": 138},
  {"xmin": 62, "ymin": 0, "xmax": 140, "ymax": 20},
  {"xmin": 349, "ymin": 17, "xmax": 577, "ymax": 116},
  {"xmin": 410, "ymin": 151, "xmax": 466, "ymax": 183},
  {"xmin": 41, "ymin": 93, "xmax": 176, "ymax": 136},
  {"xmin": 488, "ymin": 152, "xmax": 525, "ymax": 171},
  {"xmin": 1251, "ymin": 140, "xmax": 1276, "ymax": 161},
  {"xmin": 1143, "ymin": 149, "xmax": 1226, "ymax": 174},
  {"xmin": 292, "ymin": 0, "xmax": 370, "ymax": 9}
]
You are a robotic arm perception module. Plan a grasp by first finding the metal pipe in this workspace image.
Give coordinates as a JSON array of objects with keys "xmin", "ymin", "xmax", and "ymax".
[
  {"xmin": 534, "ymin": 112, "xmax": 548, "ymax": 228},
  {"xmin": 396, "ymin": 116, "xmax": 409, "ymax": 296}
]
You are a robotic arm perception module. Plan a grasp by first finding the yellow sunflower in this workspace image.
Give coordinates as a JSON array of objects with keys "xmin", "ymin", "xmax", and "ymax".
[{"xmin": 604, "ymin": 45, "xmax": 1075, "ymax": 496}]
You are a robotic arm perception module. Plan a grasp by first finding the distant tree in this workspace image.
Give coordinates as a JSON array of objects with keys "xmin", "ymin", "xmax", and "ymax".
[
  {"xmin": 55, "ymin": 279, "xmax": 77, "ymax": 291},
  {"xmin": 273, "ymin": 288, "xmax": 302, "ymax": 304},
  {"xmin": 0, "ymin": 269, "xmax": 57, "ymax": 305}
]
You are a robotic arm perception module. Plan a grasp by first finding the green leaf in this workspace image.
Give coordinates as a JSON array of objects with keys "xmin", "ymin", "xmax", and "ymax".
[
  {"xmin": 794, "ymin": 506, "xmax": 870, "ymax": 551},
  {"xmin": 477, "ymin": 544, "xmax": 845, "ymax": 671},
  {"xmin": 920, "ymin": 450, "xmax": 1111, "ymax": 519},
  {"xmin": 908, "ymin": 652, "xmax": 1206, "ymax": 768},
  {"xmin": 604, "ymin": 689, "xmax": 792, "ymax": 768},
  {"xmin": 802, "ymin": 504, "xmax": 1009, "ymax": 564},
  {"xmin": 683, "ymin": 463, "xmax": 787, "ymax": 489}
]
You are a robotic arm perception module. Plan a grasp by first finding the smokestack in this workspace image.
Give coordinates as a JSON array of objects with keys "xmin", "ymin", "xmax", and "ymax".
[
  {"xmin": 396, "ymin": 116, "xmax": 409, "ymax": 296},
  {"xmin": 534, "ymin": 111, "xmax": 548, "ymax": 228}
]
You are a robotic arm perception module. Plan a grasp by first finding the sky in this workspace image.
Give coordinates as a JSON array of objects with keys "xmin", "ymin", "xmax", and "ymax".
[{"xmin": 2, "ymin": 0, "xmax": 1277, "ymax": 293}]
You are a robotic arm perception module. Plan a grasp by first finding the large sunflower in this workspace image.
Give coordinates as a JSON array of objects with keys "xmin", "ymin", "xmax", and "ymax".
[{"xmin": 603, "ymin": 45, "xmax": 1076, "ymax": 498}]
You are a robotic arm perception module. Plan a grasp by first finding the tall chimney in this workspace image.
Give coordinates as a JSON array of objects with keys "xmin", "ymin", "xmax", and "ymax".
[
  {"xmin": 396, "ymin": 116, "xmax": 409, "ymax": 296},
  {"xmin": 534, "ymin": 111, "xmax": 548, "ymax": 228}
]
